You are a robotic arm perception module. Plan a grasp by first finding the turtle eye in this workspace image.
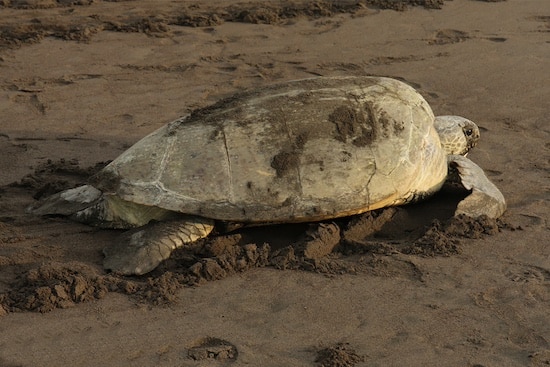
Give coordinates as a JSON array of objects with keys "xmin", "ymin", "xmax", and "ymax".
[{"xmin": 464, "ymin": 128, "xmax": 473, "ymax": 136}]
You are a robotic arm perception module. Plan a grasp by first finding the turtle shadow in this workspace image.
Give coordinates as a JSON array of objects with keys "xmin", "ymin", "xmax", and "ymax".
[{"xmin": 228, "ymin": 185, "xmax": 468, "ymax": 250}]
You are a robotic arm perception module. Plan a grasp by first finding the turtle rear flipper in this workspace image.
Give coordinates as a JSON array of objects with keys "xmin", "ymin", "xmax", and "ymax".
[
  {"xmin": 103, "ymin": 216, "xmax": 215, "ymax": 275},
  {"xmin": 28, "ymin": 185, "xmax": 103, "ymax": 216},
  {"xmin": 450, "ymin": 155, "xmax": 506, "ymax": 219}
]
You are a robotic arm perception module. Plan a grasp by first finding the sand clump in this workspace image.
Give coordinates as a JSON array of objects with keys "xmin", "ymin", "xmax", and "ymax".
[{"xmin": 315, "ymin": 343, "xmax": 366, "ymax": 367}]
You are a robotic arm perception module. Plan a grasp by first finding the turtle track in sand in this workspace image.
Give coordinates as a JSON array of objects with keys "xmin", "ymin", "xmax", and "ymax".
[{"xmin": 0, "ymin": 0, "xmax": 446, "ymax": 51}]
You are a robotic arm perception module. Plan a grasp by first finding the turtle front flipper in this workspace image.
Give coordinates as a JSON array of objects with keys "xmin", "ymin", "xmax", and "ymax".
[
  {"xmin": 449, "ymin": 154, "xmax": 506, "ymax": 219},
  {"xmin": 103, "ymin": 216, "xmax": 215, "ymax": 275}
]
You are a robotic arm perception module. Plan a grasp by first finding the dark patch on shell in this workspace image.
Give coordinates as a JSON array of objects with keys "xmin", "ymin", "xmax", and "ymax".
[
  {"xmin": 208, "ymin": 123, "xmax": 224, "ymax": 142},
  {"xmin": 271, "ymin": 151, "xmax": 300, "ymax": 178},
  {"xmin": 165, "ymin": 116, "xmax": 188, "ymax": 136},
  {"xmin": 270, "ymin": 132, "xmax": 309, "ymax": 178},
  {"xmin": 377, "ymin": 110, "xmax": 391, "ymax": 138},
  {"xmin": 188, "ymin": 94, "xmax": 240, "ymax": 121},
  {"xmin": 340, "ymin": 151, "xmax": 352, "ymax": 162},
  {"xmin": 89, "ymin": 168, "xmax": 120, "ymax": 193},
  {"xmin": 393, "ymin": 117, "xmax": 405, "ymax": 135},
  {"xmin": 294, "ymin": 132, "xmax": 309, "ymax": 150},
  {"xmin": 376, "ymin": 109, "xmax": 405, "ymax": 139},
  {"xmin": 329, "ymin": 104, "xmax": 375, "ymax": 147}
]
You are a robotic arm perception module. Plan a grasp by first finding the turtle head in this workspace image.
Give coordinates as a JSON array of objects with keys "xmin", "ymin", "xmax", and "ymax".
[{"xmin": 434, "ymin": 115, "xmax": 480, "ymax": 156}]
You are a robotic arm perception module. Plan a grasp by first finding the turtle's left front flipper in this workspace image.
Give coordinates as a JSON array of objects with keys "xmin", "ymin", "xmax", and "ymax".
[
  {"xmin": 103, "ymin": 215, "xmax": 215, "ymax": 275},
  {"xmin": 449, "ymin": 154, "xmax": 506, "ymax": 219}
]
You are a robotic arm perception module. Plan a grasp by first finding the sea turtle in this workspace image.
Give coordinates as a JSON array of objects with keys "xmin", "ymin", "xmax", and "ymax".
[{"xmin": 31, "ymin": 76, "xmax": 506, "ymax": 275}]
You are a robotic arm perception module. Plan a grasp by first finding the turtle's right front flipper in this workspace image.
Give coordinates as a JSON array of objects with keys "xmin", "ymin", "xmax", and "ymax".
[
  {"xmin": 103, "ymin": 216, "xmax": 215, "ymax": 275},
  {"xmin": 449, "ymin": 154, "xmax": 506, "ymax": 219}
]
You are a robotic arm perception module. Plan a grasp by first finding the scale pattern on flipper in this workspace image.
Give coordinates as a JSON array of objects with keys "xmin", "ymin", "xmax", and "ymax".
[{"xmin": 103, "ymin": 217, "xmax": 214, "ymax": 275}]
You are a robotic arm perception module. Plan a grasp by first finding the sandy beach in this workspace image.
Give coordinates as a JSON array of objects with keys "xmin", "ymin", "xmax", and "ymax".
[{"xmin": 0, "ymin": 1, "xmax": 549, "ymax": 366}]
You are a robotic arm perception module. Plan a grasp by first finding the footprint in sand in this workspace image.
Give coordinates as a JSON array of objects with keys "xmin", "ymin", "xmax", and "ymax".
[
  {"xmin": 429, "ymin": 29, "xmax": 508, "ymax": 45},
  {"xmin": 429, "ymin": 29, "xmax": 470, "ymax": 45},
  {"xmin": 504, "ymin": 262, "xmax": 550, "ymax": 284}
]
